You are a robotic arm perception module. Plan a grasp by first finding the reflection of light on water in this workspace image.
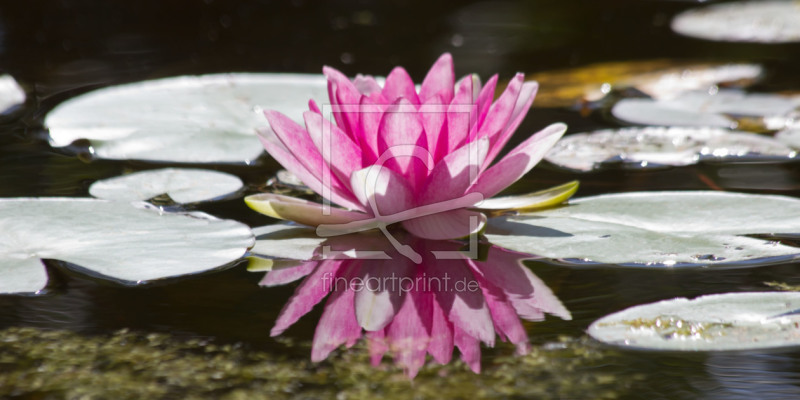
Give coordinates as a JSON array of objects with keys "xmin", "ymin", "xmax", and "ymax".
[{"xmin": 698, "ymin": 353, "xmax": 800, "ymax": 399}]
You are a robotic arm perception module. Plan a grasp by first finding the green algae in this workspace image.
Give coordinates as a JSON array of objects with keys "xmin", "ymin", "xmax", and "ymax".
[{"xmin": 0, "ymin": 327, "xmax": 644, "ymax": 399}]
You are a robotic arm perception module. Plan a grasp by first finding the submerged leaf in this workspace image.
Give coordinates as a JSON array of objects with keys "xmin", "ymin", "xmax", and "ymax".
[
  {"xmin": 589, "ymin": 292, "xmax": 800, "ymax": 351},
  {"xmin": 44, "ymin": 73, "xmax": 333, "ymax": 163},
  {"xmin": 486, "ymin": 191, "xmax": 800, "ymax": 267},
  {"xmin": 545, "ymin": 127, "xmax": 796, "ymax": 171},
  {"xmin": 0, "ymin": 198, "xmax": 254, "ymax": 294},
  {"xmin": 510, "ymin": 60, "xmax": 761, "ymax": 107},
  {"xmin": 89, "ymin": 168, "xmax": 243, "ymax": 204}
]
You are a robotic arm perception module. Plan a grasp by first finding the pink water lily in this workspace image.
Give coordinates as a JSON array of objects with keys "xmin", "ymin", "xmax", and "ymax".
[
  {"xmin": 247, "ymin": 53, "xmax": 569, "ymax": 240},
  {"xmin": 260, "ymin": 234, "xmax": 571, "ymax": 378}
]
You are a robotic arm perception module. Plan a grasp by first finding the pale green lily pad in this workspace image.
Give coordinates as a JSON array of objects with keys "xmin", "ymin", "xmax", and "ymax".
[
  {"xmin": 588, "ymin": 292, "xmax": 800, "ymax": 351},
  {"xmin": 545, "ymin": 127, "xmax": 796, "ymax": 171},
  {"xmin": 672, "ymin": 1, "xmax": 800, "ymax": 43},
  {"xmin": 485, "ymin": 191, "xmax": 800, "ymax": 267},
  {"xmin": 611, "ymin": 90, "xmax": 800, "ymax": 128},
  {"xmin": 0, "ymin": 74, "xmax": 25, "ymax": 114},
  {"xmin": 44, "ymin": 73, "xmax": 331, "ymax": 163},
  {"xmin": 89, "ymin": 168, "xmax": 243, "ymax": 204},
  {"xmin": 0, "ymin": 198, "xmax": 254, "ymax": 294},
  {"xmin": 776, "ymin": 126, "xmax": 800, "ymax": 149}
]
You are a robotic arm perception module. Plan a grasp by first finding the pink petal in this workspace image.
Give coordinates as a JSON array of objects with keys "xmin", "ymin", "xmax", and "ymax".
[
  {"xmin": 271, "ymin": 260, "xmax": 344, "ymax": 336},
  {"xmin": 475, "ymin": 74, "xmax": 498, "ymax": 130},
  {"xmin": 350, "ymin": 165, "xmax": 414, "ymax": 216},
  {"xmin": 256, "ymin": 127, "xmax": 363, "ymax": 211},
  {"xmin": 357, "ymin": 96, "xmax": 385, "ymax": 164},
  {"xmin": 353, "ymin": 74, "xmax": 383, "ymax": 96},
  {"xmin": 478, "ymin": 73, "xmax": 523, "ymax": 145},
  {"xmin": 323, "ymin": 66, "xmax": 363, "ymax": 140},
  {"xmin": 420, "ymin": 137, "xmax": 488, "ymax": 205},
  {"xmin": 311, "ymin": 266, "xmax": 363, "ymax": 362},
  {"xmin": 420, "ymin": 53, "xmax": 455, "ymax": 103},
  {"xmin": 444, "ymin": 76, "xmax": 476, "ymax": 154},
  {"xmin": 308, "ymin": 99, "xmax": 321, "ymax": 114},
  {"xmin": 402, "ymin": 209, "xmax": 486, "ymax": 240},
  {"xmin": 430, "ymin": 260, "xmax": 495, "ymax": 346},
  {"xmin": 303, "ymin": 111, "xmax": 363, "ymax": 184},
  {"xmin": 381, "ymin": 67, "xmax": 420, "ymax": 104},
  {"xmin": 420, "ymin": 95, "xmax": 447, "ymax": 162},
  {"xmin": 483, "ymin": 81, "xmax": 539, "ymax": 167},
  {"xmin": 259, "ymin": 261, "xmax": 316, "ymax": 287},
  {"xmin": 427, "ymin": 291, "xmax": 454, "ymax": 364},
  {"xmin": 354, "ymin": 258, "xmax": 414, "ymax": 331},
  {"xmin": 454, "ymin": 327, "xmax": 481, "ymax": 373},
  {"xmin": 469, "ymin": 122, "xmax": 566, "ymax": 199},
  {"xmin": 377, "ymin": 99, "xmax": 429, "ymax": 189}
]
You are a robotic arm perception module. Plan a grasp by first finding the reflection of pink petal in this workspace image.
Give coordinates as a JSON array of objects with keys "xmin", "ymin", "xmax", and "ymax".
[
  {"xmin": 477, "ymin": 273, "xmax": 530, "ymax": 354},
  {"xmin": 355, "ymin": 259, "xmax": 413, "ymax": 331},
  {"xmin": 312, "ymin": 271, "xmax": 362, "ymax": 362},
  {"xmin": 454, "ymin": 327, "xmax": 481, "ymax": 373},
  {"xmin": 427, "ymin": 291, "xmax": 454, "ymax": 364},
  {"xmin": 386, "ymin": 276, "xmax": 432, "ymax": 378},
  {"xmin": 430, "ymin": 260, "xmax": 495, "ymax": 346},
  {"xmin": 259, "ymin": 261, "xmax": 316, "ymax": 287},
  {"xmin": 271, "ymin": 260, "xmax": 344, "ymax": 336},
  {"xmin": 366, "ymin": 329, "xmax": 388, "ymax": 366}
]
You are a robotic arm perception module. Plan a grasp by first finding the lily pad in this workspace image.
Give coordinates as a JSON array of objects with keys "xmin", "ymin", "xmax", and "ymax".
[
  {"xmin": 776, "ymin": 126, "xmax": 800, "ymax": 149},
  {"xmin": 611, "ymin": 90, "xmax": 800, "ymax": 129},
  {"xmin": 89, "ymin": 168, "xmax": 243, "ymax": 204},
  {"xmin": 588, "ymin": 292, "xmax": 800, "ymax": 351},
  {"xmin": 545, "ymin": 127, "xmax": 797, "ymax": 171},
  {"xmin": 672, "ymin": 1, "xmax": 800, "ymax": 43},
  {"xmin": 485, "ymin": 191, "xmax": 800, "ymax": 267},
  {"xmin": 0, "ymin": 198, "xmax": 254, "ymax": 294},
  {"xmin": 44, "ymin": 73, "xmax": 331, "ymax": 163},
  {"xmin": 0, "ymin": 74, "xmax": 25, "ymax": 114}
]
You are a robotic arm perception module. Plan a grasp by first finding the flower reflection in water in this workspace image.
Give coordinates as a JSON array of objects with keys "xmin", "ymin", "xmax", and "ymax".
[{"xmin": 257, "ymin": 231, "xmax": 570, "ymax": 378}]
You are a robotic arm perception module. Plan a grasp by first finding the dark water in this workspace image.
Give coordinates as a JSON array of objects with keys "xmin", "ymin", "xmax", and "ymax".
[{"xmin": 1, "ymin": 0, "xmax": 800, "ymax": 398}]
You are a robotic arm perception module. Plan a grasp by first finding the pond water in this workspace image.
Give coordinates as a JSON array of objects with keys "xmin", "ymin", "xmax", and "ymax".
[{"xmin": 1, "ymin": 0, "xmax": 800, "ymax": 398}]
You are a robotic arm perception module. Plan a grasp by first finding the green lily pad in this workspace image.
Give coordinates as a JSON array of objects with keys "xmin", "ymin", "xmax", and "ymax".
[
  {"xmin": 545, "ymin": 127, "xmax": 796, "ymax": 171},
  {"xmin": 588, "ymin": 292, "xmax": 800, "ymax": 351},
  {"xmin": 485, "ymin": 191, "xmax": 800, "ymax": 267},
  {"xmin": 89, "ymin": 168, "xmax": 243, "ymax": 204},
  {"xmin": 44, "ymin": 73, "xmax": 331, "ymax": 163},
  {"xmin": 0, "ymin": 198, "xmax": 254, "ymax": 294}
]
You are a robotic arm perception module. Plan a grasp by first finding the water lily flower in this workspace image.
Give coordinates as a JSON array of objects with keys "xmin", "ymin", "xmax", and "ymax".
[
  {"xmin": 247, "ymin": 53, "xmax": 574, "ymax": 241},
  {"xmin": 257, "ymin": 233, "xmax": 570, "ymax": 378}
]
